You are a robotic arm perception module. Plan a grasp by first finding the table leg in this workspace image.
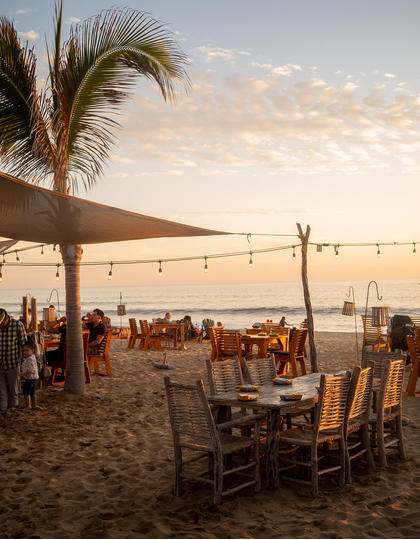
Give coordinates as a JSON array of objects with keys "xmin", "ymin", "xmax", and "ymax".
[
  {"xmin": 173, "ymin": 328, "xmax": 177, "ymax": 349},
  {"xmin": 180, "ymin": 325, "xmax": 185, "ymax": 349},
  {"xmin": 265, "ymin": 409, "xmax": 281, "ymax": 488}
]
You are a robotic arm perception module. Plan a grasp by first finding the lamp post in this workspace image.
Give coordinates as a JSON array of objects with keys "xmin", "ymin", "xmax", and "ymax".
[{"xmin": 342, "ymin": 286, "xmax": 359, "ymax": 363}]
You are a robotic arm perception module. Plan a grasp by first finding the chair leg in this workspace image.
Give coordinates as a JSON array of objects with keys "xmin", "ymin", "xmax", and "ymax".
[
  {"xmin": 339, "ymin": 435, "xmax": 346, "ymax": 489},
  {"xmin": 310, "ymin": 443, "xmax": 319, "ymax": 497},
  {"xmin": 298, "ymin": 358, "xmax": 307, "ymax": 376},
  {"xmin": 377, "ymin": 421, "xmax": 387, "ymax": 467},
  {"xmin": 362, "ymin": 424, "xmax": 375, "ymax": 472},
  {"xmin": 290, "ymin": 356, "xmax": 298, "ymax": 378},
  {"xmin": 105, "ymin": 354, "xmax": 112, "ymax": 376},
  {"xmin": 254, "ymin": 440, "xmax": 261, "ymax": 493},
  {"xmin": 214, "ymin": 452, "xmax": 223, "ymax": 505},
  {"xmin": 396, "ymin": 413, "xmax": 406, "ymax": 460},
  {"xmin": 174, "ymin": 447, "xmax": 183, "ymax": 496}
]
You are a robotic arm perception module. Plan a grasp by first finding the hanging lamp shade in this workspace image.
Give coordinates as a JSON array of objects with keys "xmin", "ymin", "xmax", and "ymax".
[
  {"xmin": 371, "ymin": 306, "xmax": 390, "ymax": 327},
  {"xmin": 342, "ymin": 301, "xmax": 355, "ymax": 316},
  {"xmin": 117, "ymin": 304, "xmax": 126, "ymax": 316}
]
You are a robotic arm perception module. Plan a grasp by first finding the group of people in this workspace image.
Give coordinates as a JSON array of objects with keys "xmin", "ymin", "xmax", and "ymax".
[{"xmin": 0, "ymin": 306, "xmax": 110, "ymax": 412}]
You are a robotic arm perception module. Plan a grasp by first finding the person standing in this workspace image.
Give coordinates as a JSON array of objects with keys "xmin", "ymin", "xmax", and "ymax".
[
  {"xmin": 20, "ymin": 340, "xmax": 39, "ymax": 409},
  {"xmin": 0, "ymin": 308, "xmax": 27, "ymax": 412}
]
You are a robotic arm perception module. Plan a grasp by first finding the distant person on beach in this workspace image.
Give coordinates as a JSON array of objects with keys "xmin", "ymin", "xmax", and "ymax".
[
  {"xmin": 84, "ymin": 309, "xmax": 106, "ymax": 354},
  {"xmin": 20, "ymin": 340, "xmax": 39, "ymax": 409},
  {"xmin": 0, "ymin": 308, "xmax": 27, "ymax": 412},
  {"xmin": 279, "ymin": 317, "xmax": 290, "ymax": 327}
]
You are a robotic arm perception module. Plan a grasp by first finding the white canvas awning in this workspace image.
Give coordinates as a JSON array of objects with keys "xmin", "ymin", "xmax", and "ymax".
[{"xmin": 0, "ymin": 173, "xmax": 228, "ymax": 244}]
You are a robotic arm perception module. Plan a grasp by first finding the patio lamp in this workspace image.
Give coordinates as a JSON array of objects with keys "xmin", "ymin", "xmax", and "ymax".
[{"xmin": 364, "ymin": 280, "xmax": 389, "ymax": 327}]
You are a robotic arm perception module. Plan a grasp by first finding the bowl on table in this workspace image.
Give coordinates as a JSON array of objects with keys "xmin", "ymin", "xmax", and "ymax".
[
  {"xmin": 239, "ymin": 384, "xmax": 261, "ymax": 392},
  {"xmin": 237, "ymin": 393, "xmax": 259, "ymax": 401},
  {"xmin": 273, "ymin": 378, "xmax": 292, "ymax": 385},
  {"xmin": 280, "ymin": 393, "xmax": 303, "ymax": 401}
]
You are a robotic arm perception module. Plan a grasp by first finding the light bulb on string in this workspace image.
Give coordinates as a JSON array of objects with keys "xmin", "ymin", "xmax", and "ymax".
[
  {"xmin": 249, "ymin": 251, "xmax": 253, "ymax": 267},
  {"xmin": 413, "ymin": 243, "xmax": 416, "ymax": 256},
  {"xmin": 158, "ymin": 261, "xmax": 163, "ymax": 277},
  {"xmin": 41, "ymin": 245, "xmax": 44, "ymax": 257},
  {"xmin": 335, "ymin": 245, "xmax": 339, "ymax": 258},
  {"xmin": 55, "ymin": 264, "xmax": 60, "ymax": 281},
  {"xmin": 108, "ymin": 263, "xmax": 113, "ymax": 280},
  {"xmin": 292, "ymin": 247, "xmax": 296, "ymax": 261},
  {"xmin": 204, "ymin": 257, "xmax": 208, "ymax": 273},
  {"xmin": 15, "ymin": 251, "xmax": 20, "ymax": 264},
  {"xmin": 377, "ymin": 244, "xmax": 381, "ymax": 257},
  {"xmin": 2, "ymin": 254, "xmax": 5, "ymax": 265},
  {"xmin": 53, "ymin": 244, "xmax": 56, "ymax": 252},
  {"xmin": 0, "ymin": 264, "xmax": 2, "ymax": 282}
]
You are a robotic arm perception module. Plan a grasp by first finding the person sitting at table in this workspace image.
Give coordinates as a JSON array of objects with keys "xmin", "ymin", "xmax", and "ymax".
[
  {"xmin": 84, "ymin": 309, "xmax": 106, "ymax": 354},
  {"xmin": 45, "ymin": 316, "xmax": 67, "ymax": 366},
  {"xmin": 155, "ymin": 312, "xmax": 172, "ymax": 324},
  {"xmin": 180, "ymin": 315, "xmax": 201, "ymax": 341}
]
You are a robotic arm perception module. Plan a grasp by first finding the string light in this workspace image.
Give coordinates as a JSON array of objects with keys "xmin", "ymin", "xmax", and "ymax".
[
  {"xmin": 2, "ymin": 254, "xmax": 5, "ymax": 265},
  {"xmin": 108, "ymin": 263, "xmax": 113, "ymax": 280},
  {"xmin": 53, "ymin": 244, "xmax": 56, "ymax": 252},
  {"xmin": 292, "ymin": 247, "xmax": 296, "ymax": 261},
  {"xmin": 249, "ymin": 251, "xmax": 253, "ymax": 267},
  {"xmin": 55, "ymin": 264, "xmax": 60, "ymax": 281},
  {"xmin": 0, "ymin": 264, "xmax": 2, "ymax": 282},
  {"xmin": 204, "ymin": 257, "xmax": 208, "ymax": 272},
  {"xmin": 15, "ymin": 251, "xmax": 20, "ymax": 264},
  {"xmin": 376, "ymin": 243, "xmax": 381, "ymax": 257},
  {"xmin": 335, "ymin": 245, "xmax": 339, "ymax": 258},
  {"xmin": 413, "ymin": 243, "xmax": 416, "ymax": 256},
  {"xmin": 41, "ymin": 245, "xmax": 44, "ymax": 256},
  {"xmin": 158, "ymin": 260, "xmax": 163, "ymax": 277}
]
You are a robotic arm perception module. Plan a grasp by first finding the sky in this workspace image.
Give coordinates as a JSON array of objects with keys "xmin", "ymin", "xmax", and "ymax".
[{"xmin": 1, "ymin": 0, "xmax": 420, "ymax": 288}]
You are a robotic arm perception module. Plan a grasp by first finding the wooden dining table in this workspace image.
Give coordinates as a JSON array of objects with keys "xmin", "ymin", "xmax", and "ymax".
[
  {"xmin": 208, "ymin": 372, "xmax": 324, "ymax": 488},
  {"xmin": 150, "ymin": 322, "xmax": 185, "ymax": 349},
  {"xmin": 240, "ymin": 333, "xmax": 288, "ymax": 359}
]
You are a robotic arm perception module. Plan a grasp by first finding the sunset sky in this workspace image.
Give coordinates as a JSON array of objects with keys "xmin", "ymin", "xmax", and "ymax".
[{"xmin": 1, "ymin": 0, "xmax": 420, "ymax": 288}]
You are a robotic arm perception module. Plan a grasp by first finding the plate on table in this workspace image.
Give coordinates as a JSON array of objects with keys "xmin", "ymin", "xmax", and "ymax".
[
  {"xmin": 334, "ymin": 370, "xmax": 348, "ymax": 377},
  {"xmin": 239, "ymin": 384, "xmax": 260, "ymax": 392},
  {"xmin": 257, "ymin": 332, "xmax": 267, "ymax": 336},
  {"xmin": 273, "ymin": 378, "xmax": 292, "ymax": 385},
  {"xmin": 237, "ymin": 393, "xmax": 259, "ymax": 401},
  {"xmin": 280, "ymin": 393, "xmax": 303, "ymax": 401}
]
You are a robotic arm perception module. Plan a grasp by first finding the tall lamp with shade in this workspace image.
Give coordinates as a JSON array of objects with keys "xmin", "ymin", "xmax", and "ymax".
[
  {"xmin": 342, "ymin": 286, "xmax": 359, "ymax": 363},
  {"xmin": 364, "ymin": 280, "xmax": 390, "ymax": 327}
]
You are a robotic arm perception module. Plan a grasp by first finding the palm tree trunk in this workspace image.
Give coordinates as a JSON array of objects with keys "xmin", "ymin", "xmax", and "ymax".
[{"xmin": 61, "ymin": 243, "xmax": 85, "ymax": 394}]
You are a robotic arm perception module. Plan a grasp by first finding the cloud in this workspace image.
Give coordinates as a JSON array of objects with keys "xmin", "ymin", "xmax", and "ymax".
[
  {"xmin": 384, "ymin": 72, "xmax": 396, "ymax": 79},
  {"xmin": 110, "ymin": 154, "xmax": 133, "ymax": 164},
  {"xmin": 195, "ymin": 45, "xmax": 250, "ymax": 63},
  {"xmin": 10, "ymin": 9, "xmax": 35, "ymax": 15},
  {"xmin": 65, "ymin": 16, "xmax": 81, "ymax": 24},
  {"xmin": 18, "ymin": 30, "xmax": 38, "ymax": 40}
]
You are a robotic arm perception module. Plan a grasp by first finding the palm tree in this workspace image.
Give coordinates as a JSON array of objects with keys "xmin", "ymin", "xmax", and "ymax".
[{"xmin": 0, "ymin": 2, "xmax": 189, "ymax": 393}]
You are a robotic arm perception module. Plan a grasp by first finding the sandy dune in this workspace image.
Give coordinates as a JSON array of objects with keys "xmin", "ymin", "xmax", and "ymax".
[{"xmin": 0, "ymin": 332, "xmax": 419, "ymax": 538}]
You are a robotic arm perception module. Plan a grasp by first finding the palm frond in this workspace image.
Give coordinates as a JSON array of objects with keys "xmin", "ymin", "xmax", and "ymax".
[
  {"xmin": 55, "ymin": 7, "xmax": 190, "ymax": 191},
  {"xmin": 0, "ymin": 17, "xmax": 54, "ymax": 182}
]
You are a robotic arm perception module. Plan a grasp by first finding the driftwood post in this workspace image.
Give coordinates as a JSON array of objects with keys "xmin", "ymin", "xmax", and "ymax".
[{"xmin": 297, "ymin": 223, "xmax": 318, "ymax": 373}]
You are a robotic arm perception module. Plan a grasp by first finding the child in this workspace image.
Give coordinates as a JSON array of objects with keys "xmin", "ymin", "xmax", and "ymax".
[{"xmin": 20, "ymin": 340, "xmax": 39, "ymax": 409}]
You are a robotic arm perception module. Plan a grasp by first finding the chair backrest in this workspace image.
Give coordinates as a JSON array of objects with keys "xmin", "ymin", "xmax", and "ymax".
[
  {"xmin": 314, "ymin": 372, "xmax": 351, "ymax": 437},
  {"xmin": 139, "ymin": 320, "xmax": 151, "ymax": 335},
  {"xmin": 380, "ymin": 359, "xmax": 405, "ymax": 410},
  {"xmin": 361, "ymin": 315, "xmax": 382, "ymax": 345},
  {"xmin": 205, "ymin": 357, "xmax": 243, "ymax": 394},
  {"xmin": 410, "ymin": 317, "xmax": 420, "ymax": 331},
  {"xmin": 261, "ymin": 324, "xmax": 289, "ymax": 337},
  {"xmin": 407, "ymin": 335, "xmax": 420, "ymax": 367},
  {"xmin": 346, "ymin": 365, "xmax": 373, "ymax": 424},
  {"xmin": 212, "ymin": 328, "xmax": 241, "ymax": 359},
  {"xmin": 243, "ymin": 355, "xmax": 277, "ymax": 385},
  {"xmin": 201, "ymin": 319, "xmax": 215, "ymax": 340},
  {"xmin": 129, "ymin": 318, "xmax": 138, "ymax": 338},
  {"xmin": 164, "ymin": 377, "xmax": 218, "ymax": 448},
  {"xmin": 290, "ymin": 328, "xmax": 307, "ymax": 356},
  {"xmin": 82, "ymin": 331, "xmax": 89, "ymax": 360},
  {"xmin": 361, "ymin": 350, "xmax": 404, "ymax": 379},
  {"xmin": 97, "ymin": 330, "xmax": 112, "ymax": 355}
]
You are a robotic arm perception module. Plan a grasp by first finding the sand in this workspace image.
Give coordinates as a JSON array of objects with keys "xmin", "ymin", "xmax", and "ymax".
[{"xmin": 0, "ymin": 332, "xmax": 419, "ymax": 539}]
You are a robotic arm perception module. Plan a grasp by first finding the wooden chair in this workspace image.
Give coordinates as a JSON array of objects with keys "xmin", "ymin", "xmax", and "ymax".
[
  {"xmin": 278, "ymin": 372, "xmax": 351, "ymax": 497},
  {"xmin": 128, "ymin": 318, "xmax": 143, "ymax": 349},
  {"xmin": 271, "ymin": 328, "xmax": 307, "ymax": 377},
  {"xmin": 361, "ymin": 350, "xmax": 403, "ymax": 379},
  {"xmin": 345, "ymin": 365, "xmax": 375, "ymax": 483},
  {"xmin": 210, "ymin": 328, "xmax": 242, "ymax": 362},
  {"xmin": 139, "ymin": 320, "xmax": 166, "ymax": 350},
  {"xmin": 406, "ymin": 333, "xmax": 420, "ymax": 396},
  {"xmin": 242, "ymin": 355, "xmax": 277, "ymax": 385},
  {"xmin": 410, "ymin": 317, "xmax": 420, "ymax": 331},
  {"xmin": 164, "ymin": 376, "xmax": 261, "ymax": 505},
  {"xmin": 361, "ymin": 315, "xmax": 390, "ymax": 352},
  {"xmin": 88, "ymin": 330, "xmax": 112, "ymax": 376},
  {"xmin": 51, "ymin": 331, "xmax": 91, "ymax": 384},
  {"xmin": 82, "ymin": 331, "xmax": 91, "ymax": 383},
  {"xmin": 266, "ymin": 327, "xmax": 290, "ymax": 352},
  {"xmin": 369, "ymin": 358, "xmax": 405, "ymax": 467}
]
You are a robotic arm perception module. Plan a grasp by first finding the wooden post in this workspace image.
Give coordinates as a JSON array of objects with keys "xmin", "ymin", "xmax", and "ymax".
[
  {"xmin": 297, "ymin": 223, "xmax": 318, "ymax": 373},
  {"xmin": 30, "ymin": 297, "xmax": 37, "ymax": 332},
  {"xmin": 22, "ymin": 296, "xmax": 29, "ymax": 330}
]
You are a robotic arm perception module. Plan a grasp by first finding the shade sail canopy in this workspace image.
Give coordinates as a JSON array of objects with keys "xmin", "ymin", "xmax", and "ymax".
[{"xmin": 0, "ymin": 173, "xmax": 228, "ymax": 244}]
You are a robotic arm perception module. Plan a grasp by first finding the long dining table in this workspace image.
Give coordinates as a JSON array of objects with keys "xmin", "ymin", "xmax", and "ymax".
[{"xmin": 208, "ymin": 372, "xmax": 325, "ymax": 489}]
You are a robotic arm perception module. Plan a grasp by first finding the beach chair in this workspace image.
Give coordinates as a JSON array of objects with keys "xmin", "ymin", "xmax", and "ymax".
[
  {"xmin": 361, "ymin": 315, "xmax": 390, "ymax": 352},
  {"xmin": 139, "ymin": 320, "xmax": 166, "ymax": 350},
  {"xmin": 406, "ymin": 333, "xmax": 420, "ymax": 396},
  {"xmin": 278, "ymin": 372, "xmax": 351, "ymax": 497},
  {"xmin": 271, "ymin": 328, "xmax": 307, "ymax": 377},
  {"xmin": 128, "ymin": 318, "xmax": 144, "ymax": 349},
  {"xmin": 368, "ymin": 358, "xmax": 405, "ymax": 467},
  {"xmin": 344, "ymin": 365, "xmax": 375, "ymax": 483},
  {"xmin": 88, "ymin": 330, "xmax": 112, "ymax": 376},
  {"xmin": 210, "ymin": 328, "xmax": 242, "ymax": 362},
  {"xmin": 164, "ymin": 376, "xmax": 261, "ymax": 505}
]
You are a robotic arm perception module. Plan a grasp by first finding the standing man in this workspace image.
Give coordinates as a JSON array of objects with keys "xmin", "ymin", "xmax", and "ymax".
[
  {"xmin": 84, "ymin": 308, "xmax": 106, "ymax": 354},
  {"xmin": 0, "ymin": 308, "xmax": 27, "ymax": 412}
]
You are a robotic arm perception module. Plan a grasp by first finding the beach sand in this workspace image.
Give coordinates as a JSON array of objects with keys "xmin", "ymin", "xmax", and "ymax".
[{"xmin": 1, "ymin": 332, "xmax": 419, "ymax": 538}]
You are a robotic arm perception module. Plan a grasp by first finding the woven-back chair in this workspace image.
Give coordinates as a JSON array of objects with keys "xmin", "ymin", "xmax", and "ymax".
[
  {"xmin": 201, "ymin": 319, "xmax": 215, "ymax": 341},
  {"xmin": 210, "ymin": 328, "xmax": 242, "ymax": 362},
  {"xmin": 345, "ymin": 365, "xmax": 375, "ymax": 482},
  {"xmin": 139, "ymin": 320, "xmax": 165, "ymax": 350},
  {"xmin": 164, "ymin": 376, "xmax": 261, "ymax": 505},
  {"xmin": 278, "ymin": 372, "xmax": 351, "ymax": 497},
  {"xmin": 242, "ymin": 355, "xmax": 277, "ymax": 385},
  {"xmin": 406, "ymin": 334, "xmax": 420, "ymax": 396},
  {"xmin": 206, "ymin": 356, "xmax": 244, "ymax": 394},
  {"xmin": 271, "ymin": 328, "xmax": 307, "ymax": 377},
  {"xmin": 369, "ymin": 359, "xmax": 406, "ymax": 467},
  {"xmin": 361, "ymin": 315, "xmax": 390, "ymax": 352},
  {"xmin": 128, "ymin": 318, "xmax": 143, "ymax": 349},
  {"xmin": 361, "ymin": 350, "xmax": 403, "ymax": 380}
]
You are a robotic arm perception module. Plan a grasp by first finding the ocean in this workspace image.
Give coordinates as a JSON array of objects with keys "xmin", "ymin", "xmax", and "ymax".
[{"xmin": 1, "ymin": 279, "xmax": 419, "ymax": 333}]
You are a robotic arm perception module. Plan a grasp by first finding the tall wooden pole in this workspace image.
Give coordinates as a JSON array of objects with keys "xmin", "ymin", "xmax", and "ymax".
[{"xmin": 297, "ymin": 223, "xmax": 318, "ymax": 373}]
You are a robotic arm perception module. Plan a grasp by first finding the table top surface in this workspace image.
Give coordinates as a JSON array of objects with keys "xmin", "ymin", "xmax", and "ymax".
[
  {"xmin": 150, "ymin": 322, "xmax": 183, "ymax": 328},
  {"xmin": 209, "ymin": 372, "xmax": 325, "ymax": 411}
]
